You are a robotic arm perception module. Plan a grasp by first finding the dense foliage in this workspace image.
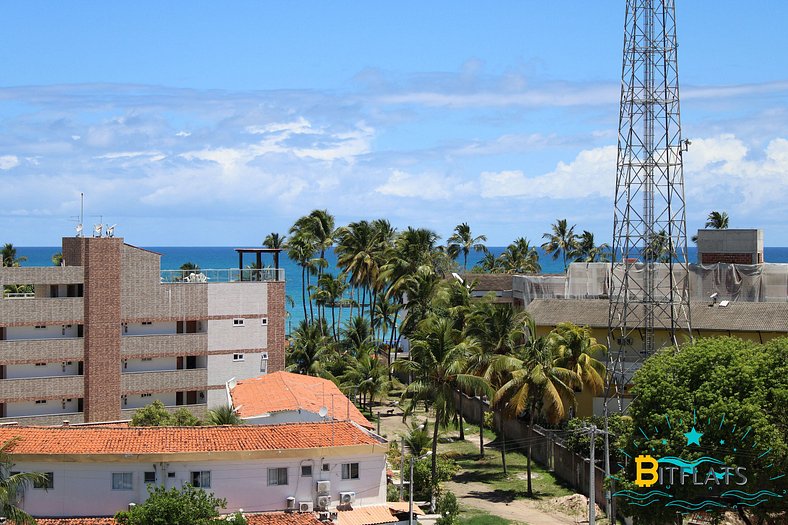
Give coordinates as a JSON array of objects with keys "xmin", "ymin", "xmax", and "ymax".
[
  {"xmin": 129, "ymin": 400, "xmax": 242, "ymax": 427},
  {"xmin": 620, "ymin": 337, "xmax": 788, "ymax": 525},
  {"xmin": 114, "ymin": 484, "xmax": 231, "ymax": 525}
]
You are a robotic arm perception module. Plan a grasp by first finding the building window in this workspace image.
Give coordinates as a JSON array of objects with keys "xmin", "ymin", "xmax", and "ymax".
[
  {"xmin": 260, "ymin": 318, "xmax": 268, "ymax": 326},
  {"xmin": 112, "ymin": 472, "xmax": 133, "ymax": 490},
  {"xmin": 191, "ymin": 471, "xmax": 210, "ymax": 488},
  {"xmin": 141, "ymin": 357, "xmax": 153, "ymax": 361},
  {"xmin": 141, "ymin": 393, "xmax": 152, "ymax": 398},
  {"xmin": 144, "ymin": 471, "xmax": 156, "ymax": 484},
  {"xmin": 341, "ymin": 463, "xmax": 359, "ymax": 480},
  {"xmin": 301, "ymin": 465, "xmax": 313, "ymax": 477},
  {"xmin": 267, "ymin": 467, "xmax": 288, "ymax": 486},
  {"xmin": 35, "ymin": 400, "xmax": 47, "ymax": 404},
  {"xmin": 233, "ymin": 353, "xmax": 244, "ymax": 362},
  {"xmin": 322, "ymin": 463, "xmax": 330, "ymax": 472},
  {"xmin": 232, "ymin": 318, "xmax": 245, "ymax": 327},
  {"xmin": 34, "ymin": 473, "xmax": 54, "ymax": 489},
  {"xmin": 34, "ymin": 325, "xmax": 46, "ymax": 329},
  {"xmin": 260, "ymin": 353, "xmax": 268, "ymax": 374},
  {"xmin": 141, "ymin": 321, "xmax": 152, "ymax": 326},
  {"xmin": 35, "ymin": 363, "xmax": 47, "ymax": 367}
]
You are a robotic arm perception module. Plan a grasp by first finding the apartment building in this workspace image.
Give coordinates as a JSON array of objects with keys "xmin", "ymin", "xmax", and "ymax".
[
  {"xmin": 0, "ymin": 422, "xmax": 387, "ymax": 518},
  {"xmin": 0, "ymin": 236, "xmax": 286, "ymax": 424}
]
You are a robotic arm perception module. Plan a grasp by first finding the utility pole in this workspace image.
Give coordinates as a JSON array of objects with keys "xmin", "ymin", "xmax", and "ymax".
[
  {"xmin": 408, "ymin": 455, "xmax": 415, "ymax": 525},
  {"xmin": 589, "ymin": 425, "xmax": 596, "ymax": 525},
  {"xmin": 399, "ymin": 436, "xmax": 405, "ymax": 501}
]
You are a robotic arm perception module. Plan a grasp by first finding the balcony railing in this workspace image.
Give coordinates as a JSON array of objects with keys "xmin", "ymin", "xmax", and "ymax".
[
  {"xmin": 0, "ymin": 375, "xmax": 84, "ymax": 400},
  {"xmin": 160, "ymin": 268, "xmax": 284, "ymax": 283}
]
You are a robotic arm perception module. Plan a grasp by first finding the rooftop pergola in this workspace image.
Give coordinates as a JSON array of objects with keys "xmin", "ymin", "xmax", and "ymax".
[{"xmin": 234, "ymin": 248, "xmax": 283, "ymax": 271}]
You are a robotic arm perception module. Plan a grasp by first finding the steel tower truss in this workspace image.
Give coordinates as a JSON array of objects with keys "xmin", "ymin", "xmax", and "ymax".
[{"xmin": 607, "ymin": 0, "xmax": 692, "ymax": 405}]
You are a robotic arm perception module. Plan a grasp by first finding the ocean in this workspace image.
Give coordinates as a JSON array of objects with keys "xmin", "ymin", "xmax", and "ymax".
[{"xmin": 14, "ymin": 245, "xmax": 788, "ymax": 334}]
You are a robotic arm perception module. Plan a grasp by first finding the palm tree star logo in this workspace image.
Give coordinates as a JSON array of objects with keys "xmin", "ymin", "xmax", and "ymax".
[{"xmin": 684, "ymin": 426, "xmax": 703, "ymax": 446}]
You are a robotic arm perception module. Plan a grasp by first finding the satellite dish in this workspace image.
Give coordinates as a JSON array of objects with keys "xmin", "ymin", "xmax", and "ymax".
[{"xmin": 318, "ymin": 406, "xmax": 329, "ymax": 418}]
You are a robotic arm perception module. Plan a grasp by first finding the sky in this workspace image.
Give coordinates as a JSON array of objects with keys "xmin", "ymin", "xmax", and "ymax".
[{"xmin": 1, "ymin": 1, "xmax": 788, "ymax": 246}]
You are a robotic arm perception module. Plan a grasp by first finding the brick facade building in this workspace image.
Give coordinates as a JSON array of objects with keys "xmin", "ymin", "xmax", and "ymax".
[{"xmin": 0, "ymin": 237, "xmax": 286, "ymax": 424}]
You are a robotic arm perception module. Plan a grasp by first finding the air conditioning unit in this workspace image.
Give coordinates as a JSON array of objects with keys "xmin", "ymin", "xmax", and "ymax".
[
  {"xmin": 339, "ymin": 491, "xmax": 355, "ymax": 504},
  {"xmin": 316, "ymin": 495, "xmax": 331, "ymax": 510},
  {"xmin": 317, "ymin": 511, "xmax": 330, "ymax": 522},
  {"xmin": 329, "ymin": 511, "xmax": 339, "ymax": 521},
  {"xmin": 316, "ymin": 480, "xmax": 330, "ymax": 494},
  {"xmin": 298, "ymin": 501, "xmax": 313, "ymax": 512},
  {"xmin": 285, "ymin": 496, "xmax": 296, "ymax": 510}
]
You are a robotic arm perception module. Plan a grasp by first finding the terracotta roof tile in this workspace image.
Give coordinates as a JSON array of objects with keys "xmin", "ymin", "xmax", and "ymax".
[
  {"xmin": 336, "ymin": 504, "xmax": 423, "ymax": 525},
  {"xmin": 0, "ymin": 421, "xmax": 380, "ymax": 456},
  {"xmin": 231, "ymin": 372, "xmax": 374, "ymax": 429}
]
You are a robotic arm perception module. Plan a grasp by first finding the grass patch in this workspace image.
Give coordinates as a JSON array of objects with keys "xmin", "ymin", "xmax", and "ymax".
[
  {"xmin": 440, "ymin": 424, "xmax": 573, "ymax": 502},
  {"xmin": 457, "ymin": 506, "xmax": 524, "ymax": 525}
]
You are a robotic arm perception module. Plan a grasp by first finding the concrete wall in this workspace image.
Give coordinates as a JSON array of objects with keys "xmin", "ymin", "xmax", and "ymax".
[
  {"xmin": 7, "ymin": 398, "xmax": 80, "ymax": 417},
  {"xmin": 14, "ymin": 452, "xmax": 386, "ymax": 517},
  {"xmin": 124, "ymin": 321, "xmax": 176, "ymax": 336},
  {"xmin": 6, "ymin": 362, "xmax": 80, "ymax": 379}
]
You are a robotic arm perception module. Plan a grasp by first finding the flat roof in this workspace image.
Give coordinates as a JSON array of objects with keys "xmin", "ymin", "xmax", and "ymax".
[{"xmin": 234, "ymin": 248, "xmax": 284, "ymax": 253}]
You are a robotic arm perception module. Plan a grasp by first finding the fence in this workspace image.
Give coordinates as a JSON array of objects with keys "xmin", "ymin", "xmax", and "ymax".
[{"xmin": 457, "ymin": 393, "xmax": 608, "ymax": 514}]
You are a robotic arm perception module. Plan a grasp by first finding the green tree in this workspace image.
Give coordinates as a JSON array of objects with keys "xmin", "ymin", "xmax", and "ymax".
[
  {"xmin": 446, "ymin": 222, "xmax": 487, "ymax": 273},
  {"xmin": 341, "ymin": 350, "xmax": 389, "ymax": 409},
  {"xmin": 285, "ymin": 232, "xmax": 317, "ymax": 322},
  {"xmin": 262, "ymin": 232, "xmax": 286, "ymax": 249},
  {"xmin": 498, "ymin": 237, "xmax": 541, "ymax": 274},
  {"xmin": 402, "ymin": 420, "xmax": 433, "ymax": 457},
  {"xmin": 621, "ymin": 337, "xmax": 788, "ymax": 524},
  {"xmin": 1, "ymin": 244, "xmax": 26, "ymax": 267},
  {"xmin": 394, "ymin": 316, "xmax": 489, "ymax": 512},
  {"xmin": 129, "ymin": 401, "xmax": 201, "ymax": 427},
  {"xmin": 205, "ymin": 405, "xmax": 243, "ymax": 425},
  {"xmin": 541, "ymin": 219, "xmax": 577, "ymax": 272},
  {"xmin": 435, "ymin": 491, "xmax": 460, "ymax": 525},
  {"xmin": 335, "ymin": 220, "xmax": 378, "ymax": 321},
  {"xmin": 114, "ymin": 484, "xmax": 227, "ymax": 525},
  {"xmin": 0, "ymin": 439, "xmax": 51, "ymax": 524},
  {"xmin": 546, "ymin": 322, "xmax": 607, "ymax": 397},
  {"xmin": 571, "ymin": 231, "xmax": 610, "ymax": 263},
  {"xmin": 705, "ymin": 210, "xmax": 729, "ymax": 229},
  {"xmin": 286, "ymin": 319, "xmax": 334, "ymax": 378},
  {"xmin": 51, "ymin": 252, "xmax": 63, "ymax": 266}
]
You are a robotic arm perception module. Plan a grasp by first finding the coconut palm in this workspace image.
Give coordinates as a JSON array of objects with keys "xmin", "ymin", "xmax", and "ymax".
[
  {"xmin": 394, "ymin": 316, "xmax": 489, "ymax": 512},
  {"xmin": 341, "ymin": 350, "xmax": 390, "ymax": 409},
  {"xmin": 473, "ymin": 251, "xmax": 504, "ymax": 273},
  {"xmin": 335, "ymin": 221, "xmax": 378, "ymax": 320},
  {"xmin": 1, "ymin": 244, "xmax": 26, "ymax": 267},
  {"xmin": 205, "ymin": 405, "xmax": 243, "ymax": 425},
  {"xmin": 492, "ymin": 331, "xmax": 579, "ymax": 495},
  {"xmin": 572, "ymin": 231, "xmax": 610, "ymax": 263},
  {"xmin": 499, "ymin": 237, "xmax": 541, "ymax": 274},
  {"xmin": 285, "ymin": 232, "xmax": 317, "ymax": 322},
  {"xmin": 541, "ymin": 219, "xmax": 578, "ymax": 272},
  {"xmin": 546, "ymin": 322, "xmax": 607, "ymax": 396},
  {"xmin": 51, "ymin": 252, "xmax": 63, "ymax": 266},
  {"xmin": 314, "ymin": 273, "xmax": 348, "ymax": 341},
  {"xmin": 262, "ymin": 232, "xmax": 286, "ymax": 249},
  {"xmin": 0, "ymin": 438, "xmax": 51, "ymax": 524},
  {"xmin": 286, "ymin": 320, "xmax": 334, "ymax": 378},
  {"xmin": 447, "ymin": 223, "xmax": 487, "ymax": 273},
  {"xmin": 643, "ymin": 230, "xmax": 673, "ymax": 263},
  {"xmin": 402, "ymin": 419, "xmax": 433, "ymax": 457},
  {"xmin": 705, "ymin": 210, "xmax": 729, "ymax": 230}
]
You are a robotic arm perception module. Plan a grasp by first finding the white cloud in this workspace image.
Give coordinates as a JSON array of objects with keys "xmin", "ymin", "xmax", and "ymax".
[
  {"xmin": 480, "ymin": 145, "xmax": 617, "ymax": 199},
  {"xmin": 375, "ymin": 170, "xmax": 458, "ymax": 199},
  {"xmin": 0, "ymin": 155, "xmax": 19, "ymax": 170},
  {"xmin": 175, "ymin": 131, "xmax": 191, "ymax": 137}
]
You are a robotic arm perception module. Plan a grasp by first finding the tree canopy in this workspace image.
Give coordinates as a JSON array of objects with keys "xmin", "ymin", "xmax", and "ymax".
[{"xmin": 114, "ymin": 484, "xmax": 235, "ymax": 525}]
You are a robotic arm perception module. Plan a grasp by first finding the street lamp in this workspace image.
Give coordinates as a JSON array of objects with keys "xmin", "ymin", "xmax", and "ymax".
[{"xmin": 409, "ymin": 451, "xmax": 431, "ymax": 525}]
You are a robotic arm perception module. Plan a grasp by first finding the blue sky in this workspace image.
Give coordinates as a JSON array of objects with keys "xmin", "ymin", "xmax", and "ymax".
[{"xmin": 1, "ymin": 1, "xmax": 788, "ymax": 246}]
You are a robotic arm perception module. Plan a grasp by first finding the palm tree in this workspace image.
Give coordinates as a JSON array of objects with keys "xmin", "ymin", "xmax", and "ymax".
[
  {"xmin": 541, "ymin": 219, "xmax": 578, "ymax": 272},
  {"xmin": 403, "ymin": 419, "xmax": 433, "ymax": 457},
  {"xmin": 0, "ymin": 438, "xmax": 52, "ymax": 524},
  {"xmin": 341, "ymin": 350, "xmax": 389, "ymax": 409},
  {"xmin": 705, "ymin": 210, "xmax": 729, "ymax": 230},
  {"xmin": 643, "ymin": 230, "xmax": 673, "ymax": 263},
  {"xmin": 393, "ymin": 316, "xmax": 489, "ymax": 512},
  {"xmin": 262, "ymin": 232, "xmax": 286, "ymax": 249},
  {"xmin": 205, "ymin": 405, "xmax": 243, "ymax": 425},
  {"xmin": 492, "ymin": 329, "xmax": 579, "ymax": 495},
  {"xmin": 1, "ymin": 244, "xmax": 26, "ymax": 267},
  {"xmin": 447, "ymin": 223, "xmax": 487, "ymax": 273},
  {"xmin": 474, "ymin": 251, "xmax": 503, "ymax": 273},
  {"xmin": 546, "ymin": 322, "xmax": 607, "ymax": 397},
  {"xmin": 51, "ymin": 252, "xmax": 63, "ymax": 266},
  {"xmin": 499, "ymin": 237, "xmax": 541, "ymax": 274},
  {"xmin": 285, "ymin": 232, "xmax": 316, "ymax": 322},
  {"xmin": 178, "ymin": 262, "xmax": 200, "ymax": 282},
  {"xmin": 315, "ymin": 273, "xmax": 348, "ymax": 341},
  {"xmin": 286, "ymin": 320, "xmax": 334, "ymax": 378},
  {"xmin": 572, "ymin": 231, "xmax": 610, "ymax": 263},
  {"xmin": 335, "ymin": 221, "xmax": 378, "ymax": 321}
]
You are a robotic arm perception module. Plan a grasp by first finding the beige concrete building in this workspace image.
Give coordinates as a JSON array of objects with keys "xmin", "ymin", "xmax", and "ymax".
[{"xmin": 0, "ymin": 236, "xmax": 286, "ymax": 424}]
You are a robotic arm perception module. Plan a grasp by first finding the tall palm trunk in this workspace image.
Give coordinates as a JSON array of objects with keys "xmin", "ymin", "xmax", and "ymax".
[
  {"xmin": 360, "ymin": 287, "xmax": 367, "ymax": 319},
  {"xmin": 479, "ymin": 403, "xmax": 485, "ymax": 457},
  {"xmin": 500, "ymin": 423, "xmax": 507, "ymax": 475},
  {"xmin": 331, "ymin": 302, "xmax": 337, "ymax": 341},
  {"xmin": 458, "ymin": 393, "xmax": 465, "ymax": 440},
  {"xmin": 300, "ymin": 266, "xmax": 308, "ymax": 321},
  {"xmin": 527, "ymin": 408, "xmax": 534, "ymax": 496},
  {"xmin": 307, "ymin": 272, "xmax": 314, "ymax": 323},
  {"xmin": 430, "ymin": 413, "xmax": 440, "ymax": 513}
]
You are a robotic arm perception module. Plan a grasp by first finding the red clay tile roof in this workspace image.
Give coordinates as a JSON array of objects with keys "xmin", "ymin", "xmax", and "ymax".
[
  {"xmin": 335, "ymin": 504, "xmax": 423, "ymax": 525},
  {"xmin": 0, "ymin": 421, "xmax": 380, "ymax": 456},
  {"xmin": 231, "ymin": 371, "xmax": 374, "ymax": 429},
  {"xmin": 32, "ymin": 513, "xmax": 321, "ymax": 525}
]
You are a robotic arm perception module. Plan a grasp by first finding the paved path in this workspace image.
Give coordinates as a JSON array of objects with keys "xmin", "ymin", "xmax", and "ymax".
[{"xmin": 445, "ymin": 480, "xmax": 578, "ymax": 525}]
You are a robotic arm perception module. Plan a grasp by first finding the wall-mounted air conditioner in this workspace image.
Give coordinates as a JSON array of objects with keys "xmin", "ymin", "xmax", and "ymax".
[
  {"xmin": 316, "ymin": 495, "xmax": 331, "ymax": 509},
  {"xmin": 285, "ymin": 496, "xmax": 295, "ymax": 510},
  {"xmin": 316, "ymin": 480, "xmax": 330, "ymax": 494},
  {"xmin": 339, "ymin": 491, "xmax": 355, "ymax": 504},
  {"xmin": 298, "ymin": 501, "xmax": 313, "ymax": 512}
]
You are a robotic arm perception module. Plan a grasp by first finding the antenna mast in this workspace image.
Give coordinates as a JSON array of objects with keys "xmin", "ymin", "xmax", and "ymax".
[{"xmin": 607, "ymin": 0, "xmax": 692, "ymax": 408}]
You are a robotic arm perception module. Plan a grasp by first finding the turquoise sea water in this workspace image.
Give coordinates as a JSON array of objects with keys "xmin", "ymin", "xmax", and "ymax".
[{"xmin": 14, "ymin": 246, "xmax": 788, "ymax": 334}]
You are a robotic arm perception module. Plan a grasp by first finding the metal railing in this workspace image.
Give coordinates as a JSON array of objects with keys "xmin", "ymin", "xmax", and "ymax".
[
  {"xmin": 2, "ymin": 293, "xmax": 35, "ymax": 299},
  {"xmin": 160, "ymin": 267, "xmax": 284, "ymax": 283}
]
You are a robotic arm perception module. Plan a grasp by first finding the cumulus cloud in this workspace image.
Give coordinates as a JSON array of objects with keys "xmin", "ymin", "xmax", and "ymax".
[
  {"xmin": 375, "ymin": 170, "xmax": 459, "ymax": 199},
  {"xmin": 480, "ymin": 145, "xmax": 617, "ymax": 199},
  {"xmin": 0, "ymin": 155, "xmax": 19, "ymax": 170}
]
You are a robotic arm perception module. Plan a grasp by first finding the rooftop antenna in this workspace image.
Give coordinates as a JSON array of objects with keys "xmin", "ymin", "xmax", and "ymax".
[
  {"xmin": 79, "ymin": 193, "xmax": 84, "ymax": 238},
  {"xmin": 106, "ymin": 224, "xmax": 117, "ymax": 238}
]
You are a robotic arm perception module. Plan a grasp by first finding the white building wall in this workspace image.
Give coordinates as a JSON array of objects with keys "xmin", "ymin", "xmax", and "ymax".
[
  {"xmin": 7, "ymin": 398, "xmax": 79, "ymax": 417},
  {"xmin": 207, "ymin": 283, "xmax": 268, "ymax": 317},
  {"xmin": 14, "ymin": 452, "xmax": 386, "ymax": 517},
  {"xmin": 6, "ymin": 362, "xmax": 80, "ymax": 379},
  {"xmin": 206, "ymin": 319, "xmax": 267, "ymax": 352},
  {"xmin": 207, "ymin": 352, "xmax": 266, "ymax": 389},
  {"xmin": 6, "ymin": 325, "xmax": 78, "ymax": 340}
]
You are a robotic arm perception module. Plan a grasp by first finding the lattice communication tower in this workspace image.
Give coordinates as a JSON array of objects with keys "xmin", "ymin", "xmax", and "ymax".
[{"xmin": 607, "ymin": 0, "xmax": 692, "ymax": 406}]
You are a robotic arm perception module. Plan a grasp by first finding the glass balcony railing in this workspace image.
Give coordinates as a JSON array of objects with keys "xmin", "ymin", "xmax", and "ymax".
[{"xmin": 159, "ymin": 268, "xmax": 284, "ymax": 283}]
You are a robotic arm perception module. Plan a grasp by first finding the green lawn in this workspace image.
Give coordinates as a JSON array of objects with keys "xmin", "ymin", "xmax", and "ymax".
[
  {"xmin": 457, "ymin": 506, "xmax": 526, "ymax": 525},
  {"xmin": 439, "ymin": 422, "xmax": 573, "ymax": 501}
]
